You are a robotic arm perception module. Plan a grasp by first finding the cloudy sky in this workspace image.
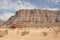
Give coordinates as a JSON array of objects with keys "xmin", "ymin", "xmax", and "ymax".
[{"xmin": 0, "ymin": 0, "xmax": 60, "ymax": 21}]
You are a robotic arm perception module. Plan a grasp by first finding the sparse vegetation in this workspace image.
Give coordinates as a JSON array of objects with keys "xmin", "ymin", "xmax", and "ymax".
[
  {"xmin": 21, "ymin": 31, "xmax": 29, "ymax": 36},
  {"xmin": 57, "ymin": 27, "xmax": 60, "ymax": 32},
  {"xmin": 53, "ymin": 27, "xmax": 60, "ymax": 34},
  {"xmin": 0, "ymin": 29, "xmax": 8, "ymax": 37},
  {"xmin": 42, "ymin": 32, "xmax": 48, "ymax": 36},
  {"xmin": 54, "ymin": 30, "xmax": 58, "ymax": 34}
]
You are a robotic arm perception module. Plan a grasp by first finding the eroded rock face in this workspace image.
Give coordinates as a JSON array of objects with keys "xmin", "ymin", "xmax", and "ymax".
[
  {"xmin": 4, "ymin": 9, "xmax": 60, "ymax": 27},
  {"xmin": 0, "ymin": 20, "xmax": 5, "ymax": 25}
]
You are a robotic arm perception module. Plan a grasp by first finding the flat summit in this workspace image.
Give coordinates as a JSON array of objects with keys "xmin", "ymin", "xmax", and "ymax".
[{"xmin": 4, "ymin": 9, "xmax": 60, "ymax": 27}]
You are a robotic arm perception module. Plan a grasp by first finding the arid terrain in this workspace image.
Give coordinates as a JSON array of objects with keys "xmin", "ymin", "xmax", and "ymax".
[
  {"xmin": 0, "ymin": 27, "xmax": 60, "ymax": 40},
  {"xmin": 0, "ymin": 9, "xmax": 60, "ymax": 40}
]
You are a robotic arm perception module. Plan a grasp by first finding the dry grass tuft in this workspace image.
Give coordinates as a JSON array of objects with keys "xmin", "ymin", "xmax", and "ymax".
[
  {"xmin": 0, "ymin": 29, "xmax": 8, "ymax": 37},
  {"xmin": 21, "ymin": 31, "xmax": 29, "ymax": 36},
  {"xmin": 42, "ymin": 32, "xmax": 48, "ymax": 36}
]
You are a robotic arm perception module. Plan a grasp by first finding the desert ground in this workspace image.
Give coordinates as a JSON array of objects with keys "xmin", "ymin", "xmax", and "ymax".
[{"xmin": 0, "ymin": 27, "xmax": 60, "ymax": 40}]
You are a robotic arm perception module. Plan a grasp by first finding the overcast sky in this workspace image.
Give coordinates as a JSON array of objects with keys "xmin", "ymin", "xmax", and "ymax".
[{"xmin": 0, "ymin": 0, "xmax": 60, "ymax": 21}]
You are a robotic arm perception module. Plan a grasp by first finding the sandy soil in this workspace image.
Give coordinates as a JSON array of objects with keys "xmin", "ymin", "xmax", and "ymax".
[{"xmin": 0, "ymin": 27, "xmax": 60, "ymax": 40}]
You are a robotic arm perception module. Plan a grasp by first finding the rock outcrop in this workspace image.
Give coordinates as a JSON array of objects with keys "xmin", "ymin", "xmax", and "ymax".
[
  {"xmin": 4, "ymin": 9, "xmax": 60, "ymax": 27},
  {"xmin": 0, "ymin": 20, "xmax": 5, "ymax": 25}
]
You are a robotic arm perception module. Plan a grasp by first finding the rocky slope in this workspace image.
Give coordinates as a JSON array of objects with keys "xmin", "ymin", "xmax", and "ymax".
[
  {"xmin": 4, "ymin": 9, "xmax": 60, "ymax": 27},
  {"xmin": 0, "ymin": 19, "xmax": 5, "ymax": 25}
]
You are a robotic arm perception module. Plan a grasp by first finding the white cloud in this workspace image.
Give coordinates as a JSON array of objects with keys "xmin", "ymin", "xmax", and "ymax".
[
  {"xmin": 52, "ymin": 0, "xmax": 60, "ymax": 4},
  {"xmin": 0, "ymin": 0, "xmax": 37, "ymax": 21},
  {"xmin": 0, "ymin": 0, "xmax": 37, "ymax": 10},
  {"xmin": 0, "ymin": 11, "xmax": 15, "ymax": 21},
  {"xmin": 42, "ymin": 8, "xmax": 59, "ymax": 11}
]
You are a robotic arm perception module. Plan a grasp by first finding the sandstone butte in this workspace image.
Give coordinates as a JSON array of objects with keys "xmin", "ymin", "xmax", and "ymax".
[{"xmin": 2, "ymin": 9, "xmax": 60, "ymax": 28}]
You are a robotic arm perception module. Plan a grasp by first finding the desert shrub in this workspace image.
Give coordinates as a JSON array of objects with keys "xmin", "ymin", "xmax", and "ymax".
[
  {"xmin": 52, "ymin": 27, "xmax": 60, "ymax": 38},
  {"xmin": 0, "ymin": 29, "xmax": 8, "ymax": 37},
  {"xmin": 21, "ymin": 31, "xmax": 29, "ymax": 36},
  {"xmin": 54, "ymin": 30, "xmax": 58, "ymax": 34},
  {"xmin": 57, "ymin": 27, "xmax": 60, "ymax": 32},
  {"xmin": 42, "ymin": 32, "xmax": 48, "ymax": 36},
  {"xmin": 53, "ymin": 27, "xmax": 60, "ymax": 34}
]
